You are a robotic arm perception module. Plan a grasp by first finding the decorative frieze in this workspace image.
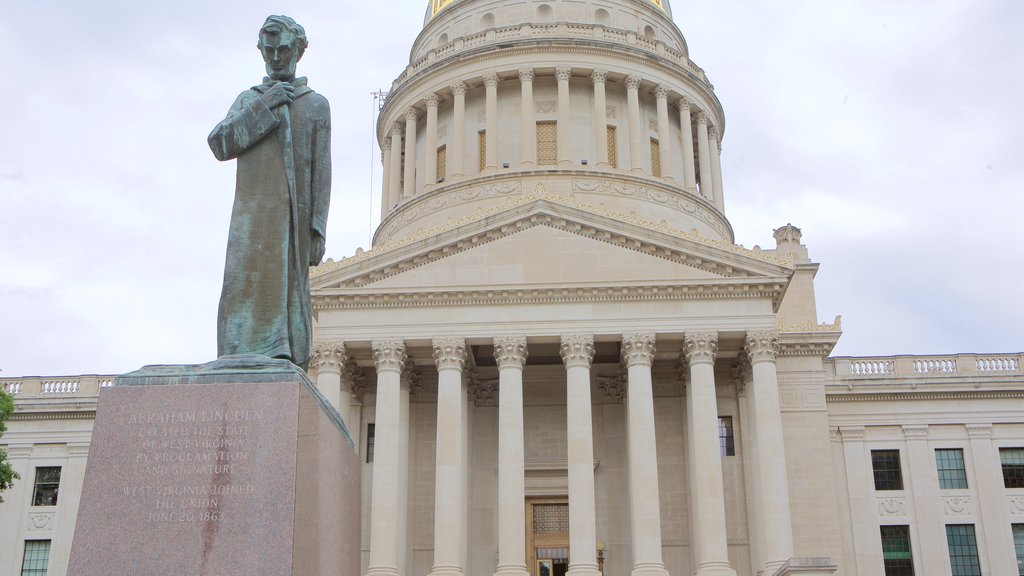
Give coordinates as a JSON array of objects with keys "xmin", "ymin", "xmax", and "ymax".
[
  {"xmin": 877, "ymin": 496, "xmax": 906, "ymax": 517},
  {"xmin": 432, "ymin": 337, "xmax": 467, "ymax": 371},
  {"xmin": 560, "ymin": 334, "xmax": 595, "ymax": 368},
  {"xmin": 371, "ymin": 339, "xmax": 407, "ymax": 373},
  {"xmin": 536, "ymin": 100, "xmax": 556, "ymax": 114},
  {"xmin": 683, "ymin": 331, "xmax": 718, "ymax": 365},
  {"xmin": 597, "ymin": 375, "xmax": 625, "ymax": 404},
  {"xmin": 27, "ymin": 512, "xmax": 54, "ymax": 532},
  {"xmin": 943, "ymin": 496, "xmax": 973, "ymax": 517},
  {"xmin": 744, "ymin": 330, "xmax": 780, "ymax": 364},
  {"xmin": 493, "ymin": 336, "xmax": 528, "ymax": 369},
  {"xmin": 571, "ymin": 179, "xmax": 730, "ymax": 238},
  {"xmin": 621, "ymin": 332, "xmax": 656, "ymax": 367}
]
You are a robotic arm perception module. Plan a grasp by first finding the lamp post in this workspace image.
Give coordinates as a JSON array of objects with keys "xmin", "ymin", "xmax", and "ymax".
[{"xmin": 596, "ymin": 540, "xmax": 606, "ymax": 575}]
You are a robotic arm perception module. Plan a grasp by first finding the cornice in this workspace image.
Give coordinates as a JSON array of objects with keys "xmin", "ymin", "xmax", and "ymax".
[
  {"xmin": 826, "ymin": 390, "xmax": 1024, "ymax": 403},
  {"xmin": 9, "ymin": 411, "xmax": 97, "ymax": 421}
]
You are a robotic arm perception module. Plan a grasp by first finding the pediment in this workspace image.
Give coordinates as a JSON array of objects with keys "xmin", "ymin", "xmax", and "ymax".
[{"xmin": 312, "ymin": 197, "xmax": 793, "ymax": 305}]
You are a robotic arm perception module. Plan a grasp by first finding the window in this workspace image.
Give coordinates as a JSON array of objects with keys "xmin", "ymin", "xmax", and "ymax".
[
  {"xmin": 1002, "ymin": 448, "xmax": 1024, "ymax": 488},
  {"xmin": 936, "ymin": 449, "xmax": 968, "ymax": 489},
  {"xmin": 32, "ymin": 467, "xmax": 61, "ymax": 506},
  {"xmin": 946, "ymin": 524, "xmax": 981, "ymax": 576},
  {"xmin": 436, "ymin": 145, "xmax": 447, "ymax": 182},
  {"xmin": 606, "ymin": 126, "xmax": 617, "ymax": 168},
  {"xmin": 20, "ymin": 540, "xmax": 50, "ymax": 576},
  {"xmin": 537, "ymin": 121, "xmax": 557, "ymax": 166},
  {"xmin": 1013, "ymin": 524, "xmax": 1024, "ymax": 576},
  {"xmin": 718, "ymin": 416, "xmax": 735, "ymax": 456},
  {"xmin": 880, "ymin": 526, "xmax": 914, "ymax": 576},
  {"xmin": 872, "ymin": 450, "xmax": 904, "ymax": 491},
  {"xmin": 478, "ymin": 130, "xmax": 487, "ymax": 172},
  {"xmin": 366, "ymin": 423, "xmax": 376, "ymax": 464},
  {"xmin": 650, "ymin": 138, "xmax": 661, "ymax": 177}
]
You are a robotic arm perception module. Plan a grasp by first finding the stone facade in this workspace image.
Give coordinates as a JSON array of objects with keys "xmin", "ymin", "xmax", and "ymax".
[{"xmin": 2, "ymin": 2, "xmax": 1023, "ymax": 576}]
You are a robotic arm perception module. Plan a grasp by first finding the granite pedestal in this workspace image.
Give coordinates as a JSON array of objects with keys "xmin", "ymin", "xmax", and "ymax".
[{"xmin": 67, "ymin": 359, "xmax": 360, "ymax": 576}]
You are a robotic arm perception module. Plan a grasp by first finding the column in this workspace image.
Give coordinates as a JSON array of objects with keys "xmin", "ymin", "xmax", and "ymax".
[
  {"xmin": 425, "ymin": 94, "xmax": 440, "ymax": 186},
  {"xmin": 743, "ymin": 331, "xmax": 794, "ymax": 574},
  {"xmin": 966, "ymin": 424, "xmax": 1017, "ymax": 575},
  {"xmin": 560, "ymin": 335, "xmax": 601, "ymax": 576},
  {"xmin": 389, "ymin": 123, "xmax": 404, "ymax": 208},
  {"xmin": 622, "ymin": 333, "xmax": 670, "ymax": 576},
  {"xmin": 901, "ymin": 426, "xmax": 945, "ymax": 576},
  {"xmin": 708, "ymin": 126, "xmax": 725, "ymax": 211},
  {"xmin": 591, "ymin": 70, "xmax": 609, "ymax": 166},
  {"xmin": 626, "ymin": 75, "xmax": 643, "ymax": 173},
  {"xmin": 683, "ymin": 331, "xmax": 736, "ymax": 576},
  {"xmin": 51, "ymin": 443, "xmax": 90, "ymax": 573},
  {"xmin": 484, "ymin": 72, "xmax": 499, "ymax": 171},
  {"xmin": 429, "ymin": 338, "xmax": 468, "ymax": 576},
  {"xmin": 381, "ymin": 139, "xmax": 392, "ymax": 218},
  {"xmin": 451, "ymin": 82, "xmax": 467, "ymax": 179},
  {"xmin": 399, "ymin": 366, "xmax": 416, "ymax": 576},
  {"xmin": 367, "ymin": 339, "xmax": 408, "ymax": 576},
  {"xmin": 654, "ymin": 86, "xmax": 673, "ymax": 182},
  {"xmin": 556, "ymin": 66, "xmax": 573, "ymax": 165},
  {"xmin": 311, "ymin": 342, "xmax": 346, "ymax": 415},
  {"xmin": 403, "ymin": 108, "xmax": 418, "ymax": 198},
  {"xmin": 695, "ymin": 112, "xmax": 714, "ymax": 203},
  {"xmin": 519, "ymin": 69, "xmax": 536, "ymax": 167},
  {"xmin": 0, "ymin": 445, "xmax": 31, "ymax": 571},
  {"xmin": 493, "ymin": 336, "xmax": 530, "ymax": 576},
  {"xmin": 838, "ymin": 427, "xmax": 881, "ymax": 576},
  {"xmin": 677, "ymin": 97, "xmax": 697, "ymax": 191}
]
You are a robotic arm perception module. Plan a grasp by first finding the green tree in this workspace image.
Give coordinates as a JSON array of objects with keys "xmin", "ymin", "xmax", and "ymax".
[{"xmin": 0, "ymin": 389, "xmax": 19, "ymax": 503}]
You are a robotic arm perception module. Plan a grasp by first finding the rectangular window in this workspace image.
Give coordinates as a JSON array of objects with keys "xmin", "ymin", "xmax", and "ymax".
[
  {"xmin": 366, "ymin": 423, "xmax": 376, "ymax": 464},
  {"xmin": 1002, "ymin": 448, "xmax": 1024, "ymax": 488},
  {"xmin": 872, "ymin": 450, "xmax": 904, "ymax": 491},
  {"xmin": 537, "ymin": 121, "xmax": 557, "ymax": 166},
  {"xmin": 946, "ymin": 524, "xmax": 982, "ymax": 576},
  {"xmin": 1013, "ymin": 524, "xmax": 1024, "ymax": 576},
  {"xmin": 880, "ymin": 526, "xmax": 914, "ymax": 576},
  {"xmin": 478, "ymin": 130, "xmax": 487, "ymax": 172},
  {"xmin": 31, "ymin": 467, "xmax": 61, "ymax": 506},
  {"xmin": 718, "ymin": 416, "xmax": 735, "ymax": 456},
  {"xmin": 436, "ymin": 145, "xmax": 447, "ymax": 182},
  {"xmin": 20, "ymin": 540, "xmax": 50, "ymax": 576},
  {"xmin": 606, "ymin": 126, "xmax": 617, "ymax": 168},
  {"xmin": 650, "ymin": 138, "xmax": 661, "ymax": 177},
  {"xmin": 936, "ymin": 449, "xmax": 968, "ymax": 489}
]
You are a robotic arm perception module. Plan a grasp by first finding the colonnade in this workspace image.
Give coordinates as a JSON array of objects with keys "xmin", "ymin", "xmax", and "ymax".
[
  {"xmin": 380, "ymin": 69, "xmax": 726, "ymax": 217},
  {"xmin": 313, "ymin": 330, "xmax": 795, "ymax": 576}
]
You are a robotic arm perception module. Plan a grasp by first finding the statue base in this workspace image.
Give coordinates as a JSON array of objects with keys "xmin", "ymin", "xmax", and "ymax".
[{"xmin": 67, "ymin": 360, "xmax": 361, "ymax": 576}]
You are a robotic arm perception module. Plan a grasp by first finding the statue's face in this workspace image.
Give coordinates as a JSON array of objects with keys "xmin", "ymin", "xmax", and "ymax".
[{"xmin": 259, "ymin": 31, "xmax": 300, "ymax": 81}]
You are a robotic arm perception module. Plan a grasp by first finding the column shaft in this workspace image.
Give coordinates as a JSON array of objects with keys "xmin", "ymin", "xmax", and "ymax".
[
  {"xmin": 556, "ymin": 67, "xmax": 572, "ymax": 165},
  {"xmin": 519, "ymin": 70, "xmax": 536, "ymax": 167},
  {"xmin": 451, "ymin": 83, "xmax": 466, "ymax": 179},
  {"xmin": 485, "ymin": 73, "xmax": 499, "ymax": 171},
  {"xmin": 425, "ymin": 95, "xmax": 439, "ymax": 186},
  {"xmin": 695, "ymin": 113, "xmax": 714, "ymax": 203},
  {"xmin": 367, "ymin": 340, "xmax": 408, "ymax": 576},
  {"xmin": 626, "ymin": 75, "xmax": 643, "ymax": 173},
  {"xmin": 623, "ymin": 333, "xmax": 669, "ymax": 576},
  {"xmin": 430, "ymin": 338, "xmax": 467, "ymax": 576},
  {"xmin": 709, "ymin": 127, "xmax": 725, "ymax": 211},
  {"xmin": 561, "ymin": 335, "xmax": 600, "ymax": 576},
  {"xmin": 678, "ymin": 98, "xmax": 697, "ymax": 190},
  {"xmin": 592, "ymin": 70, "xmax": 609, "ymax": 166},
  {"xmin": 967, "ymin": 425, "xmax": 1017, "ymax": 575},
  {"xmin": 684, "ymin": 332, "xmax": 736, "ymax": 576},
  {"xmin": 494, "ymin": 337, "xmax": 530, "ymax": 576},
  {"xmin": 655, "ymin": 86, "xmax": 673, "ymax": 182},
  {"xmin": 389, "ymin": 125, "xmax": 404, "ymax": 208},
  {"xmin": 403, "ymin": 109, "xmax": 417, "ymax": 198},
  {"xmin": 902, "ymin": 426, "xmax": 946, "ymax": 576},
  {"xmin": 381, "ymin": 141, "xmax": 392, "ymax": 218}
]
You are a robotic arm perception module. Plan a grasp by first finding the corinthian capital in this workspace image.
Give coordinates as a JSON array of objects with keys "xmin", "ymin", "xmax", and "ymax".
[
  {"xmin": 709, "ymin": 126, "xmax": 720, "ymax": 141},
  {"xmin": 655, "ymin": 84, "xmax": 670, "ymax": 100},
  {"xmin": 451, "ymin": 81, "xmax": 467, "ymax": 96},
  {"xmin": 391, "ymin": 122, "xmax": 404, "ymax": 137},
  {"xmin": 483, "ymin": 72, "xmax": 500, "ymax": 88},
  {"xmin": 424, "ymin": 93, "xmax": 440, "ymax": 108},
  {"xmin": 560, "ymin": 334, "xmax": 595, "ymax": 368},
  {"xmin": 519, "ymin": 68, "xmax": 535, "ymax": 83},
  {"xmin": 432, "ymin": 337, "xmax": 467, "ymax": 371},
  {"xmin": 677, "ymin": 96, "xmax": 692, "ymax": 111},
  {"xmin": 694, "ymin": 110, "xmax": 709, "ymax": 125},
  {"xmin": 625, "ymin": 75, "xmax": 642, "ymax": 90},
  {"xmin": 405, "ymin": 107, "xmax": 418, "ymax": 123},
  {"xmin": 493, "ymin": 336, "xmax": 528, "ymax": 369},
  {"xmin": 310, "ymin": 342, "xmax": 348, "ymax": 373},
  {"xmin": 591, "ymin": 69, "xmax": 608, "ymax": 84},
  {"xmin": 683, "ymin": 331, "xmax": 718, "ymax": 365},
  {"xmin": 621, "ymin": 332, "xmax": 656, "ymax": 367},
  {"xmin": 371, "ymin": 339, "xmax": 407, "ymax": 373},
  {"xmin": 555, "ymin": 66, "xmax": 572, "ymax": 82},
  {"xmin": 744, "ymin": 330, "xmax": 780, "ymax": 364}
]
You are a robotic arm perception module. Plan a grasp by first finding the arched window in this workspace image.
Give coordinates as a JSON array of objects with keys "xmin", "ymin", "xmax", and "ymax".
[
  {"xmin": 594, "ymin": 8, "xmax": 610, "ymax": 25},
  {"xmin": 536, "ymin": 4, "xmax": 553, "ymax": 22}
]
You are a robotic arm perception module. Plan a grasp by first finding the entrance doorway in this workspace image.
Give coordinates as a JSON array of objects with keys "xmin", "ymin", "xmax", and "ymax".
[{"xmin": 527, "ymin": 498, "xmax": 570, "ymax": 576}]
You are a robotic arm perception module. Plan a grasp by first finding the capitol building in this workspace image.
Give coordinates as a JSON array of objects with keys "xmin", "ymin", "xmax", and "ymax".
[{"xmin": 2, "ymin": 1, "xmax": 1023, "ymax": 576}]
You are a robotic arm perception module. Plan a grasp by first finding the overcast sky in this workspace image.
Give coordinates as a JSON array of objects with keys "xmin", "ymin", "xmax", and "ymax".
[{"xmin": 2, "ymin": 1, "xmax": 1021, "ymax": 377}]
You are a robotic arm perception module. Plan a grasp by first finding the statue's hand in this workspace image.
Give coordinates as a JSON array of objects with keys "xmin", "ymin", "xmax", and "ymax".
[
  {"xmin": 310, "ymin": 233, "xmax": 326, "ymax": 266},
  {"xmin": 260, "ymin": 82, "xmax": 295, "ymax": 109}
]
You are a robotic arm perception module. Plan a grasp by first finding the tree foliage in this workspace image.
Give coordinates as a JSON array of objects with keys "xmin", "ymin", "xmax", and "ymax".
[{"xmin": 0, "ymin": 389, "xmax": 19, "ymax": 503}]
